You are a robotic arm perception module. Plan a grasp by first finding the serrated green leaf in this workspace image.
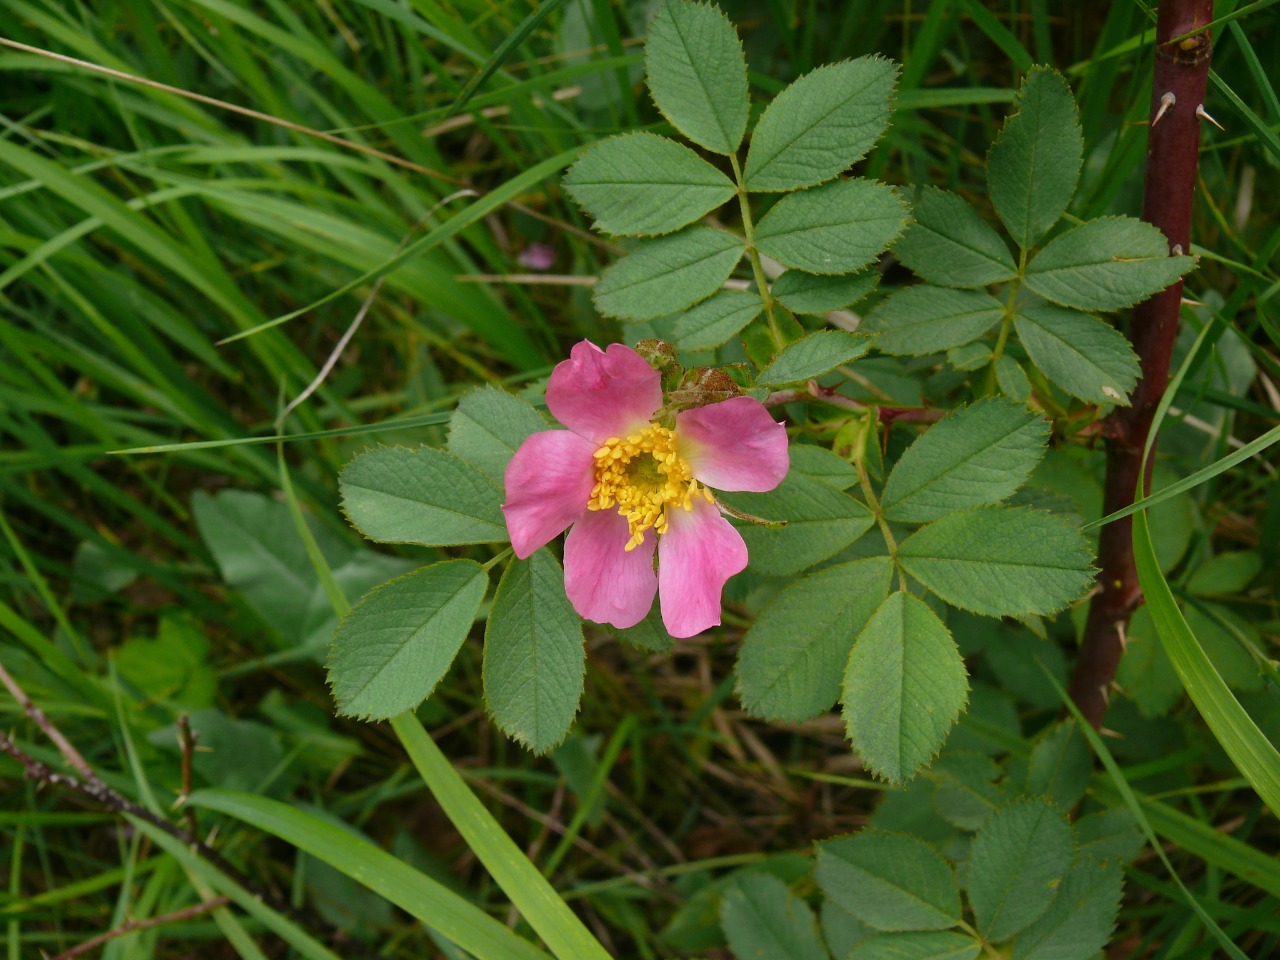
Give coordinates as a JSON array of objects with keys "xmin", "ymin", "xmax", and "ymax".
[
  {"xmin": 843, "ymin": 592, "xmax": 969, "ymax": 784},
  {"xmin": 608, "ymin": 604, "xmax": 675, "ymax": 652},
  {"xmin": 948, "ymin": 342, "xmax": 992, "ymax": 371},
  {"xmin": 593, "ymin": 227, "xmax": 743, "ymax": 320},
  {"xmin": 1074, "ymin": 810, "xmax": 1145, "ymax": 864},
  {"xmin": 720, "ymin": 873, "xmax": 827, "ymax": 960},
  {"xmin": 671, "ymin": 289, "xmax": 762, "ymax": 351},
  {"xmin": 862, "ymin": 287, "xmax": 1004, "ymax": 356},
  {"xmin": 340, "ymin": 446, "xmax": 507, "ymax": 546},
  {"xmin": 722, "ymin": 473, "xmax": 875, "ymax": 576},
  {"xmin": 816, "ymin": 831, "xmax": 962, "ymax": 931},
  {"xmin": 483, "ymin": 551, "xmax": 584, "ymax": 754},
  {"xmin": 564, "ymin": 133, "xmax": 736, "ymax": 236},
  {"xmin": 737, "ymin": 557, "xmax": 893, "ymax": 722},
  {"xmin": 968, "ymin": 799, "xmax": 1073, "ymax": 942},
  {"xmin": 756, "ymin": 330, "xmax": 872, "ymax": 386},
  {"xmin": 744, "ymin": 57, "xmax": 898, "ymax": 191},
  {"xmin": 930, "ymin": 752, "xmax": 1005, "ymax": 830},
  {"xmin": 898, "ymin": 508, "xmax": 1094, "ymax": 618},
  {"xmin": 1013, "ymin": 306, "xmax": 1140, "ymax": 405},
  {"xmin": 644, "ymin": 0, "xmax": 749, "ymax": 154},
  {"xmin": 772, "ymin": 269, "xmax": 878, "ymax": 314},
  {"xmin": 448, "ymin": 386, "xmax": 548, "ymax": 484},
  {"xmin": 790, "ymin": 444, "xmax": 857, "ymax": 489},
  {"xmin": 894, "ymin": 187, "xmax": 1017, "ymax": 288},
  {"xmin": 328, "ymin": 561, "xmax": 487, "ymax": 719},
  {"xmin": 1026, "ymin": 721, "xmax": 1090, "ymax": 813},
  {"xmin": 987, "ymin": 67, "xmax": 1083, "ymax": 250},
  {"xmin": 823, "ymin": 900, "xmax": 874, "ymax": 959},
  {"xmin": 995, "ymin": 357, "xmax": 1030, "ymax": 401},
  {"xmin": 1011, "ymin": 856, "xmax": 1123, "ymax": 960},
  {"xmin": 755, "ymin": 179, "xmax": 909, "ymax": 275},
  {"xmin": 851, "ymin": 931, "xmax": 982, "ymax": 960},
  {"xmin": 1023, "ymin": 217, "xmax": 1195, "ymax": 312},
  {"xmin": 593, "ymin": 225, "xmax": 747, "ymax": 320},
  {"xmin": 881, "ymin": 399, "xmax": 1049, "ymax": 524}
]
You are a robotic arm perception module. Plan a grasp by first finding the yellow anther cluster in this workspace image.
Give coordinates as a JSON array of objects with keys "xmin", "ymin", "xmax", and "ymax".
[{"xmin": 588, "ymin": 424, "xmax": 712, "ymax": 551}]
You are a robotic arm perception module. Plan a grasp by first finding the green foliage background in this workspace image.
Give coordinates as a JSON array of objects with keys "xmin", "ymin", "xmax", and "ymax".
[{"xmin": 1, "ymin": 1, "xmax": 1278, "ymax": 957}]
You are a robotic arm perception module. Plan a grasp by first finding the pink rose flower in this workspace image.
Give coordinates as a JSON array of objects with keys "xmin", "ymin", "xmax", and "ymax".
[{"xmin": 502, "ymin": 340, "xmax": 789, "ymax": 638}]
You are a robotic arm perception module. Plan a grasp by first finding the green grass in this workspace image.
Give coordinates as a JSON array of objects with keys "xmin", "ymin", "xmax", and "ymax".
[{"xmin": 2, "ymin": 1, "xmax": 1278, "ymax": 958}]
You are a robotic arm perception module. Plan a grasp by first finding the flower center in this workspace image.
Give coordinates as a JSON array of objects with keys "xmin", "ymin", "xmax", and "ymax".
[{"xmin": 588, "ymin": 423, "xmax": 711, "ymax": 551}]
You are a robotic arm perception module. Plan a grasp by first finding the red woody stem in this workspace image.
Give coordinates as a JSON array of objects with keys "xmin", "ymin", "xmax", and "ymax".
[{"xmin": 1067, "ymin": 0, "xmax": 1214, "ymax": 728}]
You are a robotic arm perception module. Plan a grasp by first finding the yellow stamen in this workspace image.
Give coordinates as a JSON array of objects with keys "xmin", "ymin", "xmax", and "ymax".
[{"xmin": 587, "ymin": 424, "xmax": 713, "ymax": 551}]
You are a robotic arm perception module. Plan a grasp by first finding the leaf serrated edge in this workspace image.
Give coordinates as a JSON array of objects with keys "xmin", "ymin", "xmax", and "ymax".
[
  {"xmin": 338, "ymin": 442, "xmax": 507, "ymax": 545},
  {"xmin": 881, "ymin": 397, "xmax": 1051, "ymax": 519},
  {"xmin": 482, "ymin": 552, "xmax": 586, "ymax": 756},
  {"xmin": 326, "ymin": 559, "xmax": 489, "ymax": 721},
  {"xmin": 984, "ymin": 64, "xmax": 1083, "ymax": 252},
  {"xmin": 562, "ymin": 131, "xmax": 736, "ymax": 238},
  {"xmin": 744, "ymin": 55, "xmax": 901, "ymax": 191},
  {"xmin": 842, "ymin": 593, "xmax": 970, "ymax": 785},
  {"xmin": 900, "ymin": 506, "xmax": 1098, "ymax": 620},
  {"xmin": 643, "ymin": 0, "xmax": 749, "ymax": 156}
]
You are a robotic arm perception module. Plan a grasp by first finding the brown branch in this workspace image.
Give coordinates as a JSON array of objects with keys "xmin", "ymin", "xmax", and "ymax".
[
  {"xmin": 0, "ymin": 664, "xmax": 288, "ymax": 923},
  {"xmin": 44, "ymin": 897, "xmax": 231, "ymax": 960},
  {"xmin": 1068, "ymin": 0, "xmax": 1214, "ymax": 728}
]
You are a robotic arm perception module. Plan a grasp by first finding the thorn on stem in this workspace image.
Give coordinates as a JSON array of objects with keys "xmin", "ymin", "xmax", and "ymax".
[
  {"xmin": 1152, "ymin": 91, "xmax": 1176, "ymax": 126},
  {"xmin": 1196, "ymin": 103, "xmax": 1224, "ymax": 130}
]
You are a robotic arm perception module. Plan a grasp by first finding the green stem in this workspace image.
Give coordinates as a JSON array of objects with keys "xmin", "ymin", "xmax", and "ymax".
[
  {"xmin": 853, "ymin": 432, "xmax": 903, "ymax": 585},
  {"xmin": 989, "ymin": 254, "xmax": 1025, "ymax": 364},
  {"xmin": 955, "ymin": 920, "xmax": 1000, "ymax": 959},
  {"xmin": 729, "ymin": 153, "xmax": 784, "ymax": 349}
]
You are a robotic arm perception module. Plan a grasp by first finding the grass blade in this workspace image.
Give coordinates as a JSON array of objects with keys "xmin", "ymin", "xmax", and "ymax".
[
  {"xmin": 185, "ymin": 791, "xmax": 553, "ymax": 960},
  {"xmin": 391, "ymin": 713, "xmax": 613, "ymax": 960}
]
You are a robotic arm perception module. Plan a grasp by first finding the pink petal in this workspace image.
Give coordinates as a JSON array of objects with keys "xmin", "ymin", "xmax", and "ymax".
[
  {"xmin": 676, "ymin": 396, "xmax": 789, "ymax": 492},
  {"xmin": 502, "ymin": 430, "xmax": 597, "ymax": 558},
  {"xmin": 564, "ymin": 509, "xmax": 658, "ymax": 628},
  {"xmin": 546, "ymin": 340, "xmax": 663, "ymax": 444},
  {"xmin": 658, "ymin": 499, "xmax": 748, "ymax": 638}
]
